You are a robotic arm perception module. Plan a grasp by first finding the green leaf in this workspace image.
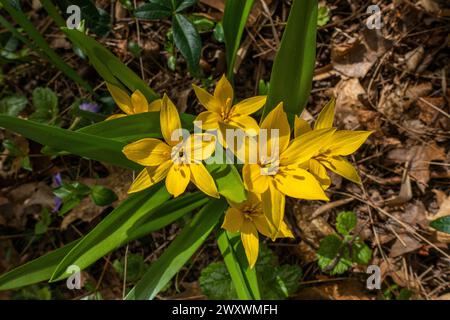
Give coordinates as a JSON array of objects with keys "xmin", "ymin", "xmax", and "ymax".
[
  {"xmin": 1, "ymin": 1, "xmax": 93, "ymax": 92},
  {"xmin": 317, "ymin": 234, "xmax": 352, "ymax": 275},
  {"xmin": 317, "ymin": 6, "xmax": 330, "ymax": 27},
  {"xmin": 213, "ymin": 22, "xmax": 224, "ymax": 43},
  {"xmin": 0, "ymin": 95, "xmax": 27, "ymax": 116},
  {"xmin": 126, "ymin": 198, "xmax": 227, "ymax": 300},
  {"xmin": 0, "ymin": 192, "xmax": 206, "ymax": 291},
  {"xmin": 206, "ymin": 163, "xmax": 246, "ymax": 203},
  {"xmin": 264, "ymin": 0, "xmax": 318, "ymax": 117},
  {"xmin": 50, "ymin": 183, "xmax": 170, "ymax": 281},
  {"xmin": 336, "ymin": 211, "xmax": 357, "ymax": 236},
  {"xmin": 217, "ymin": 231, "xmax": 260, "ymax": 300},
  {"xmin": 62, "ymin": 28, "xmax": 158, "ymax": 102},
  {"xmin": 352, "ymin": 241, "xmax": 372, "ymax": 265},
  {"xmin": 134, "ymin": 3, "xmax": 172, "ymax": 20},
  {"xmin": 34, "ymin": 208, "xmax": 52, "ymax": 235},
  {"xmin": 29, "ymin": 87, "xmax": 58, "ymax": 123},
  {"xmin": 430, "ymin": 215, "xmax": 450, "ymax": 234},
  {"xmin": 112, "ymin": 254, "xmax": 146, "ymax": 283},
  {"xmin": 77, "ymin": 112, "xmax": 195, "ymax": 143},
  {"xmin": 0, "ymin": 115, "xmax": 139, "ymax": 170},
  {"xmin": 190, "ymin": 15, "xmax": 215, "ymax": 33},
  {"xmin": 199, "ymin": 262, "xmax": 237, "ymax": 299},
  {"xmin": 172, "ymin": 13, "xmax": 201, "ymax": 76},
  {"xmin": 175, "ymin": 0, "xmax": 197, "ymax": 12},
  {"xmin": 90, "ymin": 185, "xmax": 118, "ymax": 206},
  {"xmin": 222, "ymin": 0, "xmax": 254, "ymax": 80}
]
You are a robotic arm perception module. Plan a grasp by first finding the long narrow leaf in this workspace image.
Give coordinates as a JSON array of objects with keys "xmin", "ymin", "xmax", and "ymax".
[
  {"xmin": 62, "ymin": 28, "xmax": 158, "ymax": 102},
  {"xmin": 126, "ymin": 198, "xmax": 227, "ymax": 300},
  {"xmin": 0, "ymin": 192, "xmax": 207, "ymax": 290},
  {"xmin": 0, "ymin": 115, "xmax": 139, "ymax": 170},
  {"xmin": 264, "ymin": 0, "xmax": 318, "ymax": 117},
  {"xmin": 50, "ymin": 184, "xmax": 170, "ymax": 281},
  {"xmin": 222, "ymin": 0, "xmax": 254, "ymax": 80},
  {"xmin": 1, "ymin": 1, "xmax": 92, "ymax": 92}
]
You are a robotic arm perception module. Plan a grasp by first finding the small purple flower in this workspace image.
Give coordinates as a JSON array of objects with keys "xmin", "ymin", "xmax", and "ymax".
[
  {"xmin": 79, "ymin": 102, "xmax": 101, "ymax": 113},
  {"xmin": 52, "ymin": 173, "xmax": 63, "ymax": 213}
]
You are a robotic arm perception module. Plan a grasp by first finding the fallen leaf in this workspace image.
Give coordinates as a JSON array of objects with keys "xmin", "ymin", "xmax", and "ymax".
[{"xmin": 389, "ymin": 233, "xmax": 422, "ymax": 258}]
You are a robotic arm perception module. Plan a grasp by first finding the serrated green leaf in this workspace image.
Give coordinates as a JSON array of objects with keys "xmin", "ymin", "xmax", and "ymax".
[
  {"xmin": 199, "ymin": 262, "xmax": 237, "ymax": 300},
  {"xmin": 172, "ymin": 13, "xmax": 201, "ymax": 76},
  {"xmin": 29, "ymin": 87, "xmax": 58, "ymax": 123},
  {"xmin": 430, "ymin": 215, "xmax": 450, "ymax": 234},
  {"xmin": 317, "ymin": 234, "xmax": 352, "ymax": 275},
  {"xmin": 112, "ymin": 254, "xmax": 146, "ymax": 283},
  {"xmin": 352, "ymin": 241, "xmax": 372, "ymax": 265},
  {"xmin": 336, "ymin": 211, "xmax": 357, "ymax": 236},
  {"xmin": 0, "ymin": 95, "xmax": 27, "ymax": 116}
]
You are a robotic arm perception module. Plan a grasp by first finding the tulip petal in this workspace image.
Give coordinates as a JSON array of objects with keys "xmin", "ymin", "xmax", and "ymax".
[
  {"xmin": 195, "ymin": 111, "xmax": 220, "ymax": 130},
  {"xmin": 160, "ymin": 94, "xmax": 182, "ymax": 146},
  {"xmin": 261, "ymin": 183, "xmax": 285, "ymax": 238},
  {"xmin": 131, "ymin": 90, "xmax": 149, "ymax": 114},
  {"xmin": 314, "ymin": 98, "xmax": 335, "ymax": 130},
  {"xmin": 294, "ymin": 116, "xmax": 311, "ymax": 138},
  {"xmin": 128, "ymin": 161, "xmax": 172, "ymax": 193},
  {"xmin": 106, "ymin": 113, "xmax": 127, "ymax": 121},
  {"xmin": 243, "ymin": 164, "xmax": 270, "ymax": 194},
  {"xmin": 214, "ymin": 74, "xmax": 234, "ymax": 107},
  {"xmin": 185, "ymin": 133, "xmax": 216, "ymax": 161},
  {"xmin": 192, "ymin": 85, "xmax": 222, "ymax": 113},
  {"xmin": 165, "ymin": 164, "xmax": 190, "ymax": 197},
  {"xmin": 327, "ymin": 130, "xmax": 372, "ymax": 156},
  {"xmin": 231, "ymin": 96, "xmax": 267, "ymax": 116},
  {"xmin": 106, "ymin": 83, "xmax": 133, "ymax": 115},
  {"xmin": 189, "ymin": 163, "xmax": 220, "ymax": 198},
  {"xmin": 309, "ymin": 158, "xmax": 331, "ymax": 189},
  {"xmin": 281, "ymin": 128, "xmax": 335, "ymax": 166},
  {"xmin": 261, "ymin": 102, "xmax": 290, "ymax": 154},
  {"xmin": 123, "ymin": 138, "xmax": 171, "ymax": 166},
  {"xmin": 222, "ymin": 207, "xmax": 244, "ymax": 232},
  {"xmin": 276, "ymin": 220, "xmax": 294, "ymax": 238},
  {"xmin": 148, "ymin": 99, "xmax": 162, "ymax": 112},
  {"xmin": 252, "ymin": 214, "xmax": 273, "ymax": 239},
  {"xmin": 228, "ymin": 115, "xmax": 259, "ymax": 135},
  {"xmin": 274, "ymin": 166, "xmax": 329, "ymax": 201},
  {"xmin": 240, "ymin": 222, "xmax": 259, "ymax": 268},
  {"xmin": 321, "ymin": 155, "xmax": 362, "ymax": 184}
]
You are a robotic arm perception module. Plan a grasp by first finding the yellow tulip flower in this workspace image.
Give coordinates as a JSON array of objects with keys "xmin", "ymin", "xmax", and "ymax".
[
  {"xmin": 122, "ymin": 94, "xmax": 219, "ymax": 198},
  {"xmin": 242, "ymin": 103, "xmax": 336, "ymax": 234},
  {"xmin": 294, "ymin": 98, "xmax": 373, "ymax": 188},
  {"xmin": 222, "ymin": 192, "xmax": 294, "ymax": 268},
  {"xmin": 106, "ymin": 83, "xmax": 161, "ymax": 120},
  {"xmin": 192, "ymin": 75, "xmax": 267, "ymax": 141}
]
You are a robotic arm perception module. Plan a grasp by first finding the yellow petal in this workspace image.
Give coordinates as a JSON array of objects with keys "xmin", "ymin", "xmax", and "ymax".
[
  {"xmin": 243, "ymin": 164, "xmax": 270, "ymax": 194},
  {"xmin": 165, "ymin": 164, "xmax": 190, "ymax": 197},
  {"xmin": 128, "ymin": 161, "xmax": 172, "ymax": 193},
  {"xmin": 185, "ymin": 133, "xmax": 216, "ymax": 161},
  {"xmin": 309, "ymin": 159, "xmax": 331, "ymax": 189},
  {"xmin": 240, "ymin": 222, "xmax": 259, "ymax": 268},
  {"xmin": 294, "ymin": 116, "xmax": 311, "ymax": 138},
  {"xmin": 327, "ymin": 130, "xmax": 372, "ymax": 156},
  {"xmin": 276, "ymin": 220, "xmax": 294, "ymax": 239},
  {"xmin": 195, "ymin": 111, "xmax": 220, "ymax": 130},
  {"xmin": 214, "ymin": 74, "xmax": 233, "ymax": 107},
  {"xmin": 106, "ymin": 114, "xmax": 127, "ymax": 121},
  {"xmin": 192, "ymin": 84, "xmax": 222, "ymax": 113},
  {"xmin": 160, "ymin": 94, "xmax": 182, "ymax": 146},
  {"xmin": 228, "ymin": 115, "xmax": 260, "ymax": 135},
  {"xmin": 106, "ymin": 83, "xmax": 133, "ymax": 115},
  {"xmin": 131, "ymin": 90, "xmax": 149, "ymax": 114},
  {"xmin": 123, "ymin": 138, "xmax": 171, "ymax": 166},
  {"xmin": 321, "ymin": 156, "xmax": 362, "ymax": 184},
  {"xmin": 281, "ymin": 128, "xmax": 336, "ymax": 166},
  {"xmin": 261, "ymin": 102, "xmax": 290, "ymax": 153},
  {"xmin": 314, "ymin": 98, "xmax": 335, "ymax": 130},
  {"xmin": 189, "ymin": 163, "xmax": 220, "ymax": 198},
  {"xmin": 231, "ymin": 96, "xmax": 267, "ymax": 116},
  {"xmin": 148, "ymin": 99, "xmax": 162, "ymax": 112},
  {"xmin": 222, "ymin": 207, "xmax": 245, "ymax": 232},
  {"xmin": 252, "ymin": 212, "xmax": 273, "ymax": 239},
  {"xmin": 274, "ymin": 166, "xmax": 329, "ymax": 200},
  {"xmin": 261, "ymin": 182, "xmax": 285, "ymax": 238}
]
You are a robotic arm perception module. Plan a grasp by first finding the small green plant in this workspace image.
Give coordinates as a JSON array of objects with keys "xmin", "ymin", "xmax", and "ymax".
[
  {"xmin": 316, "ymin": 211, "xmax": 372, "ymax": 275},
  {"xmin": 200, "ymin": 245, "xmax": 302, "ymax": 299},
  {"xmin": 317, "ymin": 6, "xmax": 330, "ymax": 26},
  {"xmin": 430, "ymin": 216, "xmax": 450, "ymax": 234}
]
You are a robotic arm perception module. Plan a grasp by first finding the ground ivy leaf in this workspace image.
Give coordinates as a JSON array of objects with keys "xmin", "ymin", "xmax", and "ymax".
[
  {"xmin": 352, "ymin": 241, "xmax": 372, "ymax": 265},
  {"xmin": 199, "ymin": 262, "xmax": 237, "ymax": 300},
  {"xmin": 336, "ymin": 211, "xmax": 357, "ymax": 235},
  {"xmin": 317, "ymin": 234, "xmax": 352, "ymax": 275}
]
